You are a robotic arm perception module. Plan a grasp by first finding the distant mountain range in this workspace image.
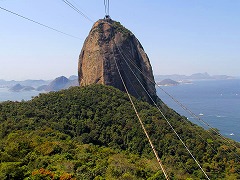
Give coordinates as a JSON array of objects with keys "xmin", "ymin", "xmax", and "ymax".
[
  {"xmin": 0, "ymin": 73, "xmax": 236, "ymax": 92},
  {"xmin": 0, "ymin": 79, "xmax": 50, "ymax": 88},
  {"xmin": 154, "ymin": 72, "xmax": 235, "ymax": 82},
  {"xmin": 3, "ymin": 75, "xmax": 78, "ymax": 92}
]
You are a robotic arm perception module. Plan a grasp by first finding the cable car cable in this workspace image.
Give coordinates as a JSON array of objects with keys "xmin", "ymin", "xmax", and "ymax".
[{"xmin": 0, "ymin": 6, "xmax": 81, "ymax": 39}]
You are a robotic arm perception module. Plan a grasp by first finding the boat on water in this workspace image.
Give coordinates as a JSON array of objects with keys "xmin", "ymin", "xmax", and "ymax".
[
  {"xmin": 230, "ymin": 133, "xmax": 234, "ymax": 136},
  {"xmin": 199, "ymin": 113, "xmax": 204, "ymax": 116}
]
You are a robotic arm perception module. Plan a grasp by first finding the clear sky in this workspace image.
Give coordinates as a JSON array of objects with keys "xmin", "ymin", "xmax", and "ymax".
[{"xmin": 0, "ymin": 0, "xmax": 239, "ymax": 80}]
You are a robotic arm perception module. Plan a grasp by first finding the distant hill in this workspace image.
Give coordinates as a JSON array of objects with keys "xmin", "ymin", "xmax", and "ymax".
[
  {"xmin": 20, "ymin": 79, "xmax": 50, "ymax": 88},
  {"xmin": 157, "ymin": 79, "xmax": 180, "ymax": 86},
  {"xmin": 154, "ymin": 72, "xmax": 235, "ymax": 82},
  {"xmin": 44, "ymin": 76, "xmax": 69, "ymax": 91},
  {"xmin": 65, "ymin": 79, "xmax": 78, "ymax": 88},
  {"xmin": 40, "ymin": 76, "xmax": 78, "ymax": 92},
  {"xmin": 9, "ymin": 84, "xmax": 35, "ymax": 92},
  {"xmin": 190, "ymin": 72, "xmax": 211, "ymax": 79},
  {"xmin": 68, "ymin": 75, "xmax": 78, "ymax": 80},
  {"xmin": 36, "ymin": 85, "xmax": 48, "ymax": 91}
]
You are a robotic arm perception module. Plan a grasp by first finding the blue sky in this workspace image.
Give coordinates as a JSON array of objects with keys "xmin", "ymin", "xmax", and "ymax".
[{"xmin": 0, "ymin": 0, "xmax": 239, "ymax": 80}]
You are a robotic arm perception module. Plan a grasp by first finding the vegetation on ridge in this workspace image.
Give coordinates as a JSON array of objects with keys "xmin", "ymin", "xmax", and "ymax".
[
  {"xmin": 0, "ymin": 85, "xmax": 239, "ymax": 179},
  {"xmin": 94, "ymin": 20, "xmax": 132, "ymax": 38},
  {"xmin": 112, "ymin": 21, "xmax": 132, "ymax": 37}
]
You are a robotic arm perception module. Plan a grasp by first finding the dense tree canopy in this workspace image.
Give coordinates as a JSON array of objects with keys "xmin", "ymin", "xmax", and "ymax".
[{"xmin": 0, "ymin": 85, "xmax": 239, "ymax": 179}]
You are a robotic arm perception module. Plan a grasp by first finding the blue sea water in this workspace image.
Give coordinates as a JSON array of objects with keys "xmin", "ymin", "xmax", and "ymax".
[
  {"xmin": 157, "ymin": 79, "xmax": 240, "ymax": 142},
  {"xmin": 0, "ymin": 88, "xmax": 40, "ymax": 102}
]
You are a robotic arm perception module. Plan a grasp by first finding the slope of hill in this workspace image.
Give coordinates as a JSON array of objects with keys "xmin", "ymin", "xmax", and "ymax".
[{"xmin": 0, "ymin": 85, "xmax": 239, "ymax": 179}]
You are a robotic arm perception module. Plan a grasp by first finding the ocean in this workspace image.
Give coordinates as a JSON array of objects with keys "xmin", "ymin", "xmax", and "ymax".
[
  {"xmin": 0, "ymin": 79, "xmax": 239, "ymax": 142},
  {"xmin": 157, "ymin": 79, "xmax": 240, "ymax": 142},
  {"xmin": 0, "ymin": 88, "xmax": 40, "ymax": 102}
]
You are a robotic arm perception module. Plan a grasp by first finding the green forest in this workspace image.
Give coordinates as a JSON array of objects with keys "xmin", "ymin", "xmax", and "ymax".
[{"xmin": 0, "ymin": 85, "xmax": 239, "ymax": 179}]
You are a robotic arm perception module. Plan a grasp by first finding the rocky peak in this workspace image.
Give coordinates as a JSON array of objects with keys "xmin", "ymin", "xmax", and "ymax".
[{"xmin": 78, "ymin": 19, "xmax": 157, "ymax": 103}]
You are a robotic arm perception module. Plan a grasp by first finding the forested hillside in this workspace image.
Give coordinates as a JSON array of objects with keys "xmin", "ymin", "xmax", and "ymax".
[{"xmin": 0, "ymin": 85, "xmax": 239, "ymax": 179}]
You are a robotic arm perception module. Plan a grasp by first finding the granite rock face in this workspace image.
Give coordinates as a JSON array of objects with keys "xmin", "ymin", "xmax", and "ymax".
[{"xmin": 78, "ymin": 19, "xmax": 157, "ymax": 102}]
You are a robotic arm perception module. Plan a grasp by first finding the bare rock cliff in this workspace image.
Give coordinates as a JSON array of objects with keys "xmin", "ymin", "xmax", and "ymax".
[{"xmin": 78, "ymin": 19, "xmax": 157, "ymax": 102}]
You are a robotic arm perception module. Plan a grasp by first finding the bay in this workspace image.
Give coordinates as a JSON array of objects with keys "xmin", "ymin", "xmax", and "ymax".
[
  {"xmin": 157, "ymin": 79, "xmax": 240, "ymax": 142},
  {"xmin": 0, "ymin": 88, "xmax": 40, "ymax": 102}
]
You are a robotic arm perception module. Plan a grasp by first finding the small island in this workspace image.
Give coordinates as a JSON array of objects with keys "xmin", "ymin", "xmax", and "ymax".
[
  {"xmin": 9, "ymin": 84, "xmax": 35, "ymax": 92},
  {"xmin": 157, "ymin": 79, "xmax": 180, "ymax": 86}
]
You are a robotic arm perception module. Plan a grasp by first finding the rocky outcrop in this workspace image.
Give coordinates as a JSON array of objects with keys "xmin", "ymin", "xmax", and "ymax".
[{"xmin": 78, "ymin": 19, "xmax": 157, "ymax": 102}]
